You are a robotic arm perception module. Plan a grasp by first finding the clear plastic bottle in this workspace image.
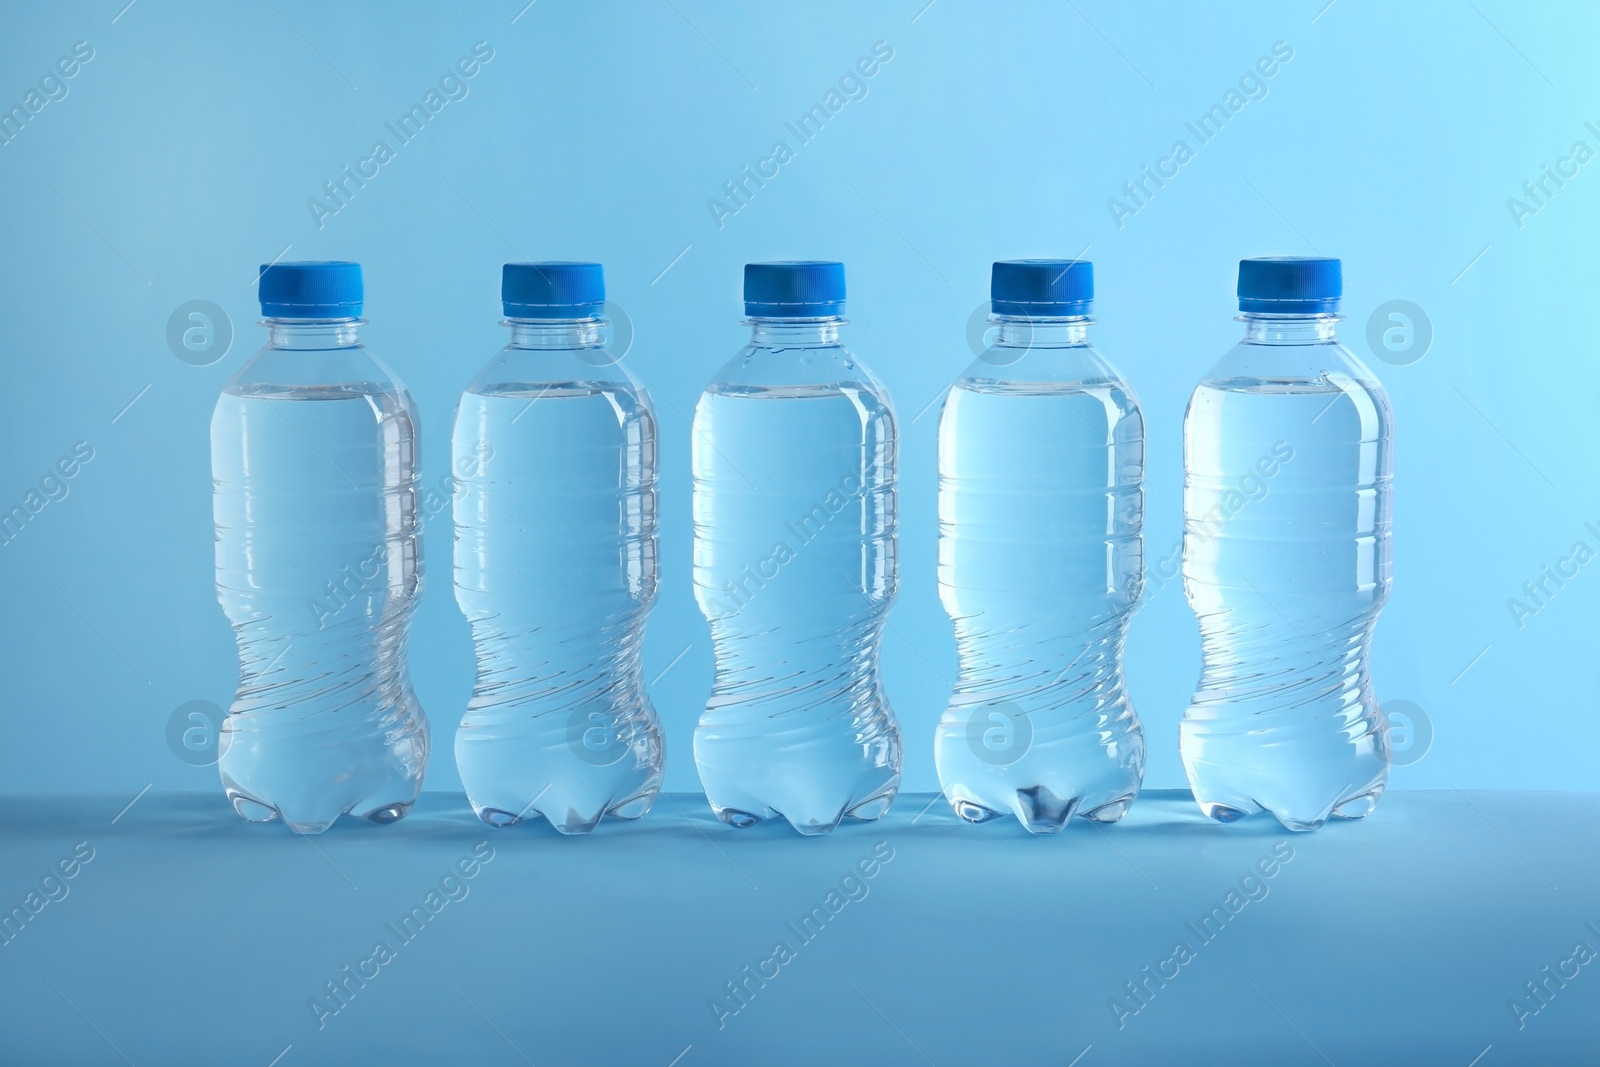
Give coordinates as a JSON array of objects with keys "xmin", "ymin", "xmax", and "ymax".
[
  {"xmin": 933, "ymin": 260, "xmax": 1145, "ymax": 833},
  {"xmin": 452, "ymin": 262, "xmax": 663, "ymax": 834},
  {"xmin": 692, "ymin": 261, "xmax": 901, "ymax": 835},
  {"xmin": 1181, "ymin": 257, "xmax": 1392, "ymax": 831},
  {"xmin": 212, "ymin": 261, "xmax": 428, "ymax": 834}
]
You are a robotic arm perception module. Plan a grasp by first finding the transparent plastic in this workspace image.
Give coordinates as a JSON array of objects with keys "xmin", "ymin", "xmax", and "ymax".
[
  {"xmin": 1181, "ymin": 313, "xmax": 1393, "ymax": 831},
  {"xmin": 211, "ymin": 318, "xmax": 428, "ymax": 834},
  {"xmin": 451, "ymin": 316, "xmax": 663, "ymax": 834},
  {"xmin": 691, "ymin": 317, "xmax": 901, "ymax": 835},
  {"xmin": 933, "ymin": 316, "xmax": 1146, "ymax": 832}
]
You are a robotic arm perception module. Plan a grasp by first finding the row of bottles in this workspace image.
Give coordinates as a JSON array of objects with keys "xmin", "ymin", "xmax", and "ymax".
[{"xmin": 210, "ymin": 257, "xmax": 1392, "ymax": 836}]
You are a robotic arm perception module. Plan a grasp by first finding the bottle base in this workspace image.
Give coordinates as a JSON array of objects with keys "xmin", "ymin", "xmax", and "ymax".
[
  {"xmin": 360, "ymin": 802, "xmax": 413, "ymax": 825},
  {"xmin": 218, "ymin": 705, "xmax": 429, "ymax": 835},
  {"xmin": 709, "ymin": 783, "xmax": 900, "ymax": 837},
  {"xmin": 471, "ymin": 786, "xmax": 661, "ymax": 836},
  {"xmin": 1196, "ymin": 783, "xmax": 1386, "ymax": 833},
  {"xmin": 947, "ymin": 788, "xmax": 1137, "ymax": 835},
  {"xmin": 225, "ymin": 788, "xmax": 417, "ymax": 835}
]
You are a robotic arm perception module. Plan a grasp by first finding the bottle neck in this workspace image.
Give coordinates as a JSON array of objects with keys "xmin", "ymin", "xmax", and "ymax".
[
  {"xmin": 992, "ymin": 314, "xmax": 1090, "ymax": 348},
  {"xmin": 1240, "ymin": 313, "xmax": 1339, "ymax": 345},
  {"xmin": 506, "ymin": 317, "xmax": 606, "ymax": 349},
  {"xmin": 747, "ymin": 316, "xmax": 844, "ymax": 347},
  {"xmin": 266, "ymin": 318, "xmax": 362, "ymax": 349}
]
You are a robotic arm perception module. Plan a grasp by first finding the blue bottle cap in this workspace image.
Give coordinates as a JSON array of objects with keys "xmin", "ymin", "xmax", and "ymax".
[
  {"xmin": 258, "ymin": 261, "xmax": 363, "ymax": 318},
  {"xmin": 1237, "ymin": 257, "xmax": 1342, "ymax": 314},
  {"xmin": 502, "ymin": 262, "xmax": 605, "ymax": 319},
  {"xmin": 743, "ymin": 261, "xmax": 845, "ymax": 318},
  {"xmin": 991, "ymin": 260, "xmax": 1093, "ymax": 316}
]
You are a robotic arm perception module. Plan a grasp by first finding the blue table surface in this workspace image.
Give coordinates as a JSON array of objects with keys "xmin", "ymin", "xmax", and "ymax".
[{"xmin": 0, "ymin": 788, "xmax": 1596, "ymax": 1066}]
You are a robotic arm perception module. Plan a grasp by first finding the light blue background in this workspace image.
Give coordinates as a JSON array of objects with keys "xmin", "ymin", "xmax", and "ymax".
[{"xmin": 2, "ymin": 0, "xmax": 1596, "ymax": 798}]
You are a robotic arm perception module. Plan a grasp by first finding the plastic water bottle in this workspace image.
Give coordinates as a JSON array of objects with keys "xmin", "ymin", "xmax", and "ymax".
[
  {"xmin": 1181, "ymin": 257, "xmax": 1392, "ymax": 831},
  {"xmin": 932, "ymin": 261, "xmax": 1145, "ymax": 833},
  {"xmin": 452, "ymin": 263, "xmax": 663, "ymax": 834},
  {"xmin": 211, "ymin": 262, "xmax": 428, "ymax": 834},
  {"xmin": 692, "ymin": 261, "xmax": 901, "ymax": 835}
]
